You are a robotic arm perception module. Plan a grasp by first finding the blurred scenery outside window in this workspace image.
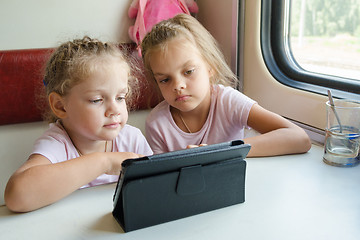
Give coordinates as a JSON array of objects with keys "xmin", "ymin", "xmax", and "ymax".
[{"xmin": 289, "ymin": 0, "xmax": 360, "ymax": 81}]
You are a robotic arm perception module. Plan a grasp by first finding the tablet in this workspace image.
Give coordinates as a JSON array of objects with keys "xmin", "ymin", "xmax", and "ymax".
[{"xmin": 112, "ymin": 140, "xmax": 251, "ymax": 232}]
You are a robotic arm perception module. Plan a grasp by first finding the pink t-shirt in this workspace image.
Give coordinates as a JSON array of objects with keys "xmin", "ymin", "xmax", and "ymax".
[
  {"xmin": 31, "ymin": 122, "xmax": 153, "ymax": 188},
  {"xmin": 145, "ymin": 85, "xmax": 256, "ymax": 154}
]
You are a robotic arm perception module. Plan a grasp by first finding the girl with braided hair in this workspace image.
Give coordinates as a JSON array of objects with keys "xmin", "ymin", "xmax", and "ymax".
[
  {"xmin": 5, "ymin": 36, "xmax": 152, "ymax": 212},
  {"xmin": 142, "ymin": 14, "xmax": 311, "ymax": 156}
]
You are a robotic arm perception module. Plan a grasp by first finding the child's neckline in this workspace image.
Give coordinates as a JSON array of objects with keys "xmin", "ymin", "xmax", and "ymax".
[
  {"xmin": 74, "ymin": 140, "xmax": 109, "ymax": 156},
  {"xmin": 58, "ymin": 120, "xmax": 112, "ymax": 156},
  {"xmin": 178, "ymin": 111, "xmax": 193, "ymax": 133}
]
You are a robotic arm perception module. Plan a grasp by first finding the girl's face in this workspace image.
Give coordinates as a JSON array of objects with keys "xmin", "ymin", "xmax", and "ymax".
[
  {"xmin": 149, "ymin": 38, "xmax": 213, "ymax": 114},
  {"xmin": 61, "ymin": 60, "xmax": 129, "ymax": 144}
]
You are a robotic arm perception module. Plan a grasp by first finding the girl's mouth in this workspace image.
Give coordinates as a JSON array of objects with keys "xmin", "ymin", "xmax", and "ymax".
[
  {"xmin": 104, "ymin": 122, "xmax": 120, "ymax": 129},
  {"xmin": 176, "ymin": 95, "xmax": 190, "ymax": 102}
]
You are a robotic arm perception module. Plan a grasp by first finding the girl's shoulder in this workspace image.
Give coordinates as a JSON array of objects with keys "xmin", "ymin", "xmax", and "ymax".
[
  {"xmin": 32, "ymin": 122, "xmax": 75, "ymax": 163},
  {"xmin": 213, "ymin": 84, "xmax": 240, "ymax": 94},
  {"xmin": 213, "ymin": 84, "xmax": 244, "ymax": 100},
  {"xmin": 212, "ymin": 84, "xmax": 257, "ymax": 106},
  {"xmin": 211, "ymin": 84, "xmax": 238, "ymax": 98},
  {"xmin": 146, "ymin": 100, "xmax": 170, "ymax": 122},
  {"xmin": 113, "ymin": 125, "xmax": 144, "ymax": 147},
  {"xmin": 37, "ymin": 121, "xmax": 70, "ymax": 143},
  {"xmin": 118, "ymin": 124, "xmax": 143, "ymax": 137},
  {"xmin": 149, "ymin": 100, "xmax": 169, "ymax": 112},
  {"xmin": 114, "ymin": 124, "xmax": 153, "ymax": 155}
]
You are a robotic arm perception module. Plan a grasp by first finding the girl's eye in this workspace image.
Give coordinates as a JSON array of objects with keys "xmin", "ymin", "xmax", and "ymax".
[
  {"xmin": 158, "ymin": 78, "xmax": 169, "ymax": 84},
  {"xmin": 185, "ymin": 68, "xmax": 195, "ymax": 75},
  {"xmin": 90, "ymin": 99, "xmax": 103, "ymax": 104},
  {"xmin": 116, "ymin": 96, "xmax": 126, "ymax": 102}
]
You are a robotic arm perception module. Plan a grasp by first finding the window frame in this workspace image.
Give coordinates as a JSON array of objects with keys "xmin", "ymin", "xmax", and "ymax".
[{"xmin": 260, "ymin": 0, "xmax": 360, "ymax": 100}]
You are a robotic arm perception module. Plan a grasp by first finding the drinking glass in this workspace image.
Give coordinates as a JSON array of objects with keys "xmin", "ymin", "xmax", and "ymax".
[{"xmin": 323, "ymin": 99, "xmax": 360, "ymax": 167}]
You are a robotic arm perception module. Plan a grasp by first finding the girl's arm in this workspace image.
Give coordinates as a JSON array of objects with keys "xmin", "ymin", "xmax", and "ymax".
[
  {"xmin": 244, "ymin": 104, "xmax": 311, "ymax": 157},
  {"xmin": 4, "ymin": 151, "xmax": 141, "ymax": 212}
]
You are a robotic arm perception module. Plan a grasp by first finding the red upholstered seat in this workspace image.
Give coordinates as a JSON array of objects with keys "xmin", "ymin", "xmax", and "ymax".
[{"xmin": 0, "ymin": 43, "xmax": 162, "ymax": 125}]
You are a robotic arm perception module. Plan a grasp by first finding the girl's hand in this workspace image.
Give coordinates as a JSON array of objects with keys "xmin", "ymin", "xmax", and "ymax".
[
  {"xmin": 105, "ymin": 152, "xmax": 144, "ymax": 175},
  {"xmin": 5, "ymin": 152, "xmax": 145, "ymax": 212},
  {"xmin": 186, "ymin": 144, "xmax": 208, "ymax": 149}
]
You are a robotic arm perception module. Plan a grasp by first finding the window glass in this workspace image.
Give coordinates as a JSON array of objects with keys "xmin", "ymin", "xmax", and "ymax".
[{"xmin": 289, "ymin": 0, "xmax": 360, "ymax": 81}]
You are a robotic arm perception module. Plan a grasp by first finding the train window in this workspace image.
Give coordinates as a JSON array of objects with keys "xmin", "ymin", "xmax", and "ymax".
[{"xmin": 261, "ymin": 0, "xmax": 360, "ymax": 100}]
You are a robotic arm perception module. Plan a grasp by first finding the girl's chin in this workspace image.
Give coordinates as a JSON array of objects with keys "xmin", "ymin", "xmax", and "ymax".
[
  {"xmin": 102, "ymin": 128, "xmax": 122, "ymax": 139},
  {"xmin": 175, "ymin": 106, "xmax": 198, "ymax": 114}
]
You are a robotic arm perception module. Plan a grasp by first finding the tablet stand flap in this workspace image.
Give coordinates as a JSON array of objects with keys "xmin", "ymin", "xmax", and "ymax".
[{"xmin": 176, "ymin": 164, "xmax": 205, "ymax": 196}]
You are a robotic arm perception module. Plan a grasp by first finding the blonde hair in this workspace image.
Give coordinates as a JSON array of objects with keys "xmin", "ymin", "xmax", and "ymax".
[
  {"xmin": 141, "ymin": 14, "xmax": 237, "ymax": 88},
  {"xmin": 42, "ymin": 36, "xmax": 138, "ymax": 122}
]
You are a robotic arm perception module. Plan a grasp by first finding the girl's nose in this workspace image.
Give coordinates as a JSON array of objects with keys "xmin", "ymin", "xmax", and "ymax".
[
  {"xmin": 173, "ymin": 77, "xmax": 186, "ymax": 92},
  {"xmin": 105, "ymin": 101, "xmax": 121, "ymax": 117}
]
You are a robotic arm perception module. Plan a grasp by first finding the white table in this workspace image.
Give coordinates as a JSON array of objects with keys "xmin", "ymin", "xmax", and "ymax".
[{"xmin": 1, "ymin": 144, "xmax": 359, "ymax": 240}]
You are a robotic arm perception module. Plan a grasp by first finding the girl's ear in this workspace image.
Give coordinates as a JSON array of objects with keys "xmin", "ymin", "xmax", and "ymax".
[
  {"xmin": 209, "ymin": 67, "xmax": 215, "ymax": 78},
  {"xmin": 49, "ymin": 92, "xmax": 67, "ymax": 119}
]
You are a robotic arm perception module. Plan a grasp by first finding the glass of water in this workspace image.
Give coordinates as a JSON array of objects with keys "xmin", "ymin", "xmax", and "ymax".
[{"xmin": 323, "ymin": 99, "xmax": 360, "ymax": 167}]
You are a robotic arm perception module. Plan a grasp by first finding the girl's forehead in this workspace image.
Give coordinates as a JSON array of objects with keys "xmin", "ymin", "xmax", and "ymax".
[
  {"xmin": 93, "ymin": 56, "xmax": 129, "ymax": 71},
  {"xmin": 167, "ymin": 37, "xmax": 197, "ymax": 52},
  {"xmin": 79, "ymin": 63, "xmax": 128, "ymax": 88},
  {"xmin": 151, "ymin": 37, "xmax": 200, "ymax": 60},
  {"xmin": 85, "ymin": 58, "xmax": 128, "ymax": 76}
]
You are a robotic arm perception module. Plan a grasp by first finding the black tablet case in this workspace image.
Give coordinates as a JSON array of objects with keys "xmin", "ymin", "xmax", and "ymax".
[{"xmin": 112, "ymin": 140, "xmax": 251, "ymax": 232}]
